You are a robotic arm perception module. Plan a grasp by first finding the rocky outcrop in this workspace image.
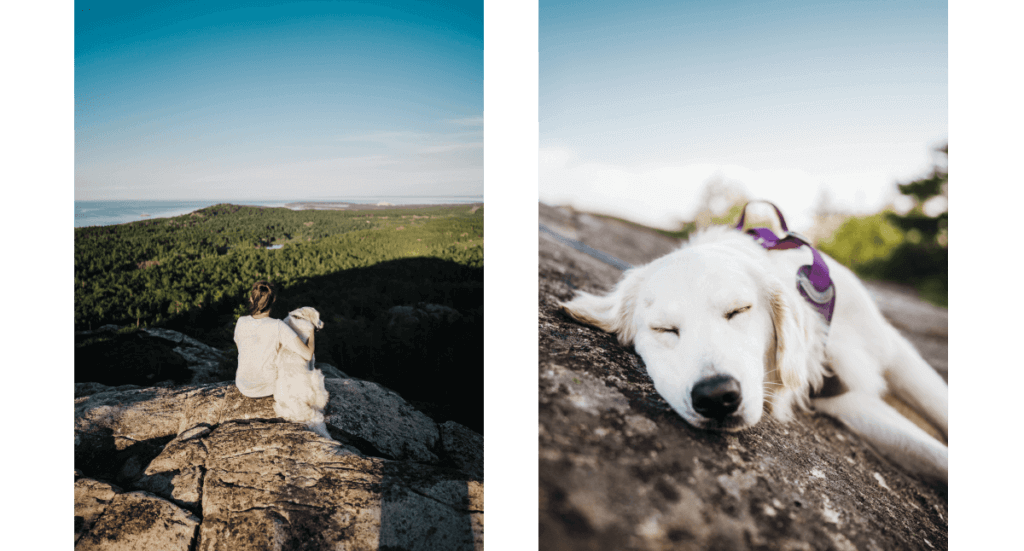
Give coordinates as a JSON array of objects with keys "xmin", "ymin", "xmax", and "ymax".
[
  {"xmin": 75, "ymin": 326, "xmax": 233, "ymax": 388},
  {"xmin": 74, "ymin": 327, "xmax": 348, "ymax": 395},
  {"xmin": 539, "ymin": 203, "xmax": 947, "ymax": 551},
  {"xmin": 75, "ymin": 375, "xmax": 483, "ymax": 550}
]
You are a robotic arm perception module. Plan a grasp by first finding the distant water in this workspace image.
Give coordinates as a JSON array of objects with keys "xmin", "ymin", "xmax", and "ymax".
[{"xmin": 74, "ymin": 196, "xmax": 483, "ymax": 228}]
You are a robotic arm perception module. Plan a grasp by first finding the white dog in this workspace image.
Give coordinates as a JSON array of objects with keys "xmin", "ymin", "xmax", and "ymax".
[
  {"xmin": 274, "ymin": 307, "xmax": 332, "ymax": 439},
  {"xmin": 561, "ymin": 224, "xmax": 948, "ymax": 483}
]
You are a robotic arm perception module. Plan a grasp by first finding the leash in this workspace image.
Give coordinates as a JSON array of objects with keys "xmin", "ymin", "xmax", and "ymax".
[
  {"xmin": 539, "ymin": 223, "xmax": 635, "ymax": 271},
  {"xmin": 735, "ymin": 201, "xmax": 836, "ymax": 325}
]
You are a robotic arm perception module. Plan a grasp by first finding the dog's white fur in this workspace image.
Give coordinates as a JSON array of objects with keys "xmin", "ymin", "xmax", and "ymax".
[
  {"xmin": 274, "ymin": 307, "xmax": 332, "ymax": 439},
  {"xmin": 561, "ymin": 226, "xmax": 948, "ymax": 483}
]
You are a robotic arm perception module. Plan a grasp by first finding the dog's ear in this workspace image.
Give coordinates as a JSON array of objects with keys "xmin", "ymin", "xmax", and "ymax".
[
  {"xmin": 765, "ymin": 280, "xmax": 816, "ymax": 421},
  {"xmin": 560, "ymin": 268, "xmax": 645, "ymax": 346}
]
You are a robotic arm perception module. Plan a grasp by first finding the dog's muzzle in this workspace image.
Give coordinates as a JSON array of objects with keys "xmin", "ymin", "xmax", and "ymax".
[{"xmin": 691, "ymin": 375, "xmax": 742, "ymax": 420}]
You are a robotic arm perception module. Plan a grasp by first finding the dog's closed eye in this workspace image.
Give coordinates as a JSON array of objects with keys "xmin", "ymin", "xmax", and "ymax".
[
  {"xmin": 725, "ymin": 305, "xmax": 751, "ymax": 320},
  {"xmin": 652, "ymin": 326, "xmax": 679, "ymax": 336}
]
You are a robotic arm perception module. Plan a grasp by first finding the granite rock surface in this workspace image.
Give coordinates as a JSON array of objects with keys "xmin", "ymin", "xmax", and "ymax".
[{"xmin": 74, "ymin": 370, "xmax": 482, "ymax": 549}]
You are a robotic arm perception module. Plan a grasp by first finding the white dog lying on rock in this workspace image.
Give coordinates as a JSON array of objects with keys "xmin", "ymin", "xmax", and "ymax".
[{"xmin": 274, "ymin": 307, "xmax": 331, "ymax": 439}]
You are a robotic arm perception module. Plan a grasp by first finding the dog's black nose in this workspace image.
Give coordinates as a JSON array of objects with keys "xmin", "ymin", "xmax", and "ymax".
[{"xmin": 691, "ymin": 375, "xmax": 742, "ymax": 419}]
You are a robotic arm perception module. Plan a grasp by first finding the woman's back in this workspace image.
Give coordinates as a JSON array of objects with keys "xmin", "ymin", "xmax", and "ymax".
[{"xmin": 234, "ymin": 315, "xmax": 290, "ymax": 397}]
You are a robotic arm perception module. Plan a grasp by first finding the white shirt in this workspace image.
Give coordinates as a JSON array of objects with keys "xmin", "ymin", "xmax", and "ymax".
[{"xmin": 233, "ymin": 316, "xmax": 305, "ymax": 398}]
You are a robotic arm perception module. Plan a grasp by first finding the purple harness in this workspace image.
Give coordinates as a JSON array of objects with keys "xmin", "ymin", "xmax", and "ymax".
[{"xmin": 736, "ymin": 202, "xmax": 836, "ymax": 325}]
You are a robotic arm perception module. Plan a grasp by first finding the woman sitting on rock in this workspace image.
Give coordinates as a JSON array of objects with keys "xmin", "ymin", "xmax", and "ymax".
[{"xmin": 234, "ymin": 280, "xmax": 313, "ymax": 398}]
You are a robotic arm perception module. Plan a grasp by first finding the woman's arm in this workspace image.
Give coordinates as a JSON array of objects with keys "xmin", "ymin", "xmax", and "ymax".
[{"xmin": 288, "ymin": 331, "xmax": 314, "ymax": 362}]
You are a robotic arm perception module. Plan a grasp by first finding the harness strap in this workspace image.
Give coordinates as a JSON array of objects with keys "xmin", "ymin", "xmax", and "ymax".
[{"xmin": 735, "ymin": 202, "xmax": 836, "ymax": 324}]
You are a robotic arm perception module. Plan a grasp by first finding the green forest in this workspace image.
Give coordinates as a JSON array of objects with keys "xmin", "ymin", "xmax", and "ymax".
[
  {"xmin": 75, "ymin": 204, "xmax": 482, "ymax": 332},
  {"xmin": 75, "ymin": 203, "xmax": 484, "ymax": 432}
]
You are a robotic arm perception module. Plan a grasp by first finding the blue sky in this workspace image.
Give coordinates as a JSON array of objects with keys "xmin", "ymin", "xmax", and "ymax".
[
  {"xmin": 75, "ymin": 0, "xmax": 482, "ymax": 201},
  {"xmin": 540, "ymin": 0, "xmax": 947, "ymax": 231}
]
